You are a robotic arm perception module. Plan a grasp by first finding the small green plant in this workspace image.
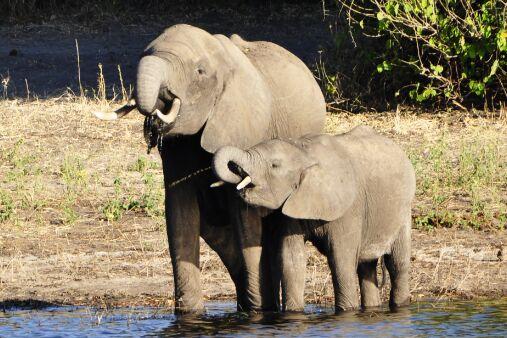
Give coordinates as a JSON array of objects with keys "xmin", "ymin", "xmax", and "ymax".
[
  {"xmin": 102, "ymin": 177, "xmax": 127, "ymax": 222},
  {"xmin": 414, "ymin": 210, "xmax": 457, "ymax": 230},
  {"xmin": 129, "ymin": 156, "xmax": 159, "ymax": 173},
  {"xmin": 62, "ymin": 199, "xmax": 79, "ymax": 225},
  {"xmin": 0, "ymin": 190, "xmax": 14, "ymax": 222},
  {"xmin": 2, "ymin": 139, "xmax": 37, "ymax": 179},
  {"xmin": 60, "ymin": 156, "xmax": 88, "ymax": 187},
  {"xmin": 101, "ymin": 172, "xmax": 164, "ymax": 222},
  {"xmin": 140, "ymin": 172, "xmax": 164, "ymax": 217}
]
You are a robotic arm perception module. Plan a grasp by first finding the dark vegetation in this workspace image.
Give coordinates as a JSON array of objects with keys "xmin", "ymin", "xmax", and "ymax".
[{"xmin": 325, "ymin": 0, "xmax": 506, "ymax": 111}]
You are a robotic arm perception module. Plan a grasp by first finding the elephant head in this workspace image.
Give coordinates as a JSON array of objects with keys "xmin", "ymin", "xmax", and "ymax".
[
  {"xmin": 212, "ymin": 138, "xmax": 358, "ymax": 221},
  {"xmin": 94, "ymin": 24, "xmax": 271, "ymax": 153}
]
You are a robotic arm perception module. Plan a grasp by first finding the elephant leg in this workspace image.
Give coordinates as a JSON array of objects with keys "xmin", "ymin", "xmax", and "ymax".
[
  {"xmin": 280, "ymin": 222, "xmax": 306, "ymax": 312},
  {"xmin": 231, "ymin": 200, "xmax": 276, "ymax": 311},
  {"xmin": 327, "ymin": 221, "xmax": 361, "ymax": 312},
  {"xmin": 385, "ymin": 224, "xmax": 411, "ymax": 309},
  {"xmin": 199, "ymin": 222, "xmax": 248, "ymax": 311},
  {"xmin": 328, "ymin": 253, "xmax": 361, "ymax": 312},
  {"xmin": 165, "ymin": 185, "xmax": 203, "ymax": 313},
  {"xmin": 357, "ymin": 260, "xmax": 381, "ymax": 309}
]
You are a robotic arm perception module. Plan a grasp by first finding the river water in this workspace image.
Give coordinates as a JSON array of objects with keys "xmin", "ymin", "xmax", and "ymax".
[{"xmin": 1, "ymin": 301, "xmax": 505, "ymax": 337}]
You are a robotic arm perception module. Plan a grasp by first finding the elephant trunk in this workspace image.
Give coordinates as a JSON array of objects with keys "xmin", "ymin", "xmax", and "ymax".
[
  {"xmin": 213, "ymin": 146, "xmax": 251, "ymax": 184},
  {"xmin": 135, "ymin": 55, "xmax": 166, "ymax": 115}
]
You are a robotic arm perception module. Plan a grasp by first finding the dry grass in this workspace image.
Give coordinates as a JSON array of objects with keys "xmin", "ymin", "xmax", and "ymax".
[
  {"xmin": 326, "ymin": 107, "xmax": 507, "ymax": 230},
  {"xmin": 0, "ymin": 97, "xmax": 506, "ymax": 307}
]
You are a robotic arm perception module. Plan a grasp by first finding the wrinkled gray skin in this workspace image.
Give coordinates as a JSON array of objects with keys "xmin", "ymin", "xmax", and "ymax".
[
  {"xmin": 213, "ymin": 126, "xmax": 416, "ymax": 312},
  {"xmin": 98, "ymin": 24, "xmax": 326, "ymax": 313}
]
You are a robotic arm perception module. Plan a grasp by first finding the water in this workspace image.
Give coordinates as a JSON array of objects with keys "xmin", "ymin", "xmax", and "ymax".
[{"xmin": 1, "ymin": 301, "xmax": 506, "ymax": 337}]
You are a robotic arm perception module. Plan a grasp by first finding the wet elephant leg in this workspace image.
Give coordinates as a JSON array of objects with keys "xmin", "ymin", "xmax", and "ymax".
[
  {"xmin": 165, "ymin": 184, "xmax": 203, "ymax": 313},
  {"xmin": 327, "ymin": 220, "xmax": 361, "ymax": 312},
  {"xmin": 200, "ymin": 222, "xmax": 248, "ymax": 311},
  {"xmin": 357, "ymin": 260, "xmax": 381, "ymax": 309},
  {"xmin": 280, "ymin": 222, "xmax": 306, "ymax": 312},
  {"xmin": 385, "ymin": 224, "xmax": 411, "ymax": 309},
  {"xmin": 230, "ymin": 198, "xmax": 277, "ymax": 311}
]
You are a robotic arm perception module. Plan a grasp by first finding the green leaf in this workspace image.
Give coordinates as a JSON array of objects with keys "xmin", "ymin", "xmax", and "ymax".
[
  {"xmin": 469, "ymin": 80, "xmax": 485, "ymax": 96},
  {"xmin": 497, "ymin": 31, "xmax": 507, "ymax": 52},
  {"xmin": 430, "ymin": 64, "xmax": 444, "ymax": 75},
  {"xmin": 489, "ymin": 60, "xmax": 499, "ymax": 77},
  {"xmin": 359, "ymin": 20, "xmax": 364, "ymax": 29}
]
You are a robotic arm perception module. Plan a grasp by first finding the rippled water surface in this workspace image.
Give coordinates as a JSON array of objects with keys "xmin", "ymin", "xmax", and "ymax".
[{"xmin": 1, "ymin": 301, "xmax": 506, "ymax": 337}]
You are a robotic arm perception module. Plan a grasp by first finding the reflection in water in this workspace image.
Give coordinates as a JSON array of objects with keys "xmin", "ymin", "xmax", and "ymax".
[{"xmin": 0, "ymin": 301, "xmax": 506, "ymax": 337}]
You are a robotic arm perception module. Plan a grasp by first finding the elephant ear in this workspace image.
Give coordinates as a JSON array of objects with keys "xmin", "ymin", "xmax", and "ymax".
[
  {"xmin": 282, "ymin": 147, "xmax": 357, "ymax": 222},
  {"xmin": 200, "ymin": 35, "xmax": 272, "ymax": 153}
]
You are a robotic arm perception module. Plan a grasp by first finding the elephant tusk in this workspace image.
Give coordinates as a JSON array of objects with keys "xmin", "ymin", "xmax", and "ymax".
[
  {"xmin": 92, "ymin": 99, "xmax": 136, "ymax": 121},
  {"xmin": 210, "ymin": 181, "xmax": 225, "ymax": 188},
  {"xmin": 93, "ymin": 110, "xmax": 119, "ymax": 120},
  {"xmin": 236, "ymin": 176, "xmax": 252, "ymax": 190},
  {"xmin": 156, "ymin": 98, "xmax": 181, "ymax": 124}
]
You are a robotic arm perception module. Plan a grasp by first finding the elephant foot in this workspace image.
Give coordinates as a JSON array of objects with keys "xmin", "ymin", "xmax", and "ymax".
[
  {"xmin": 334, "ymin": 304, "xmax": 360, "ymax": 313},
  {"xmin": 242, "ymin": 300, "xmax": 279, "ymax": 313},
  {"xmin": 173, "ymin": 295, "xmax": 205, "ymax": 315},
  {"xmin": 389, "ymin": 294, "xmax": 411, "ymax": 310},
  {"xmin": 361, "ymin": 294, "xmax": 382, "ymax": 309},
  {"xmin": 334, "ymin": 298, "xmax": 361, "ymax": 313},
  {"xmin": 282, "ymin": 297, "xmax": 305, "ymax": 312},
  {"xmin": 361, "ymin": 303, "xmax": 383, "ymax": 311}
]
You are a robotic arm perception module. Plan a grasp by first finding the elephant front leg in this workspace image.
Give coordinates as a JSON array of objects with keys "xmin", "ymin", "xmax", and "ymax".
[
  {"xmin": 166, "ymin": 185, "xmax": 204, "ymax": 313},
  {"xmin": 280, "ymin": 223, "xmax": 306, "ymax": 312},
  {"xmin": 327, "ymin": 221, "xmax": 361, "ymax": 312},
  {"xmin": 328, "ymin": 255, "xmax": 361, "ymax": 312},
  {"xmin": 232, "ymin": 201, "xmax": 277, "ymax": 312}
]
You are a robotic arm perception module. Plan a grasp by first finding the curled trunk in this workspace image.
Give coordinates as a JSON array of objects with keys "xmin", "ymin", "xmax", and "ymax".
[
  {"xmin": 213, "ymin": 146, "xmax": 250, "ymax": 184},
  {"xmin": 135, "ymin": 55, "xmax": 166, "ymax": 115}
]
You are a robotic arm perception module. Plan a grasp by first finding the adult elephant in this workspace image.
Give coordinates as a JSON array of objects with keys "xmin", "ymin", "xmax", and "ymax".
[{"xmin": 94, "ymin": 24, "xmax": 326, "ymax": 313}]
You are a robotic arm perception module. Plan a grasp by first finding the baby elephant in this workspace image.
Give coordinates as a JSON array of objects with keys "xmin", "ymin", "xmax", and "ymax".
[{"xmin": 212, "ymin": 126, "xmax": 416, "ymax": 312}]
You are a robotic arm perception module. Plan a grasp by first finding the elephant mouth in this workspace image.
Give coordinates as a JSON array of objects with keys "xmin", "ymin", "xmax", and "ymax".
[
  {"xmin": 228, "ymin": 162, "xmax": 255, "ymax": 191},
  {"xmin": 155, "ymin": 94, "xmax": 182, "ymax": 126}
]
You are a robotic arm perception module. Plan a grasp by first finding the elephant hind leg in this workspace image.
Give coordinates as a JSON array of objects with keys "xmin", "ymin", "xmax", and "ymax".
[
  {"xmin": 384, "ymin": 224, "xmax": 411, "ymax": 309},
  {"xmin": 200, "ymin": 222, "xmax": 248, "ymax": 312},
  {"xmin": 357, "ymin": 260, "xmax": 381, "ymax": 309}
]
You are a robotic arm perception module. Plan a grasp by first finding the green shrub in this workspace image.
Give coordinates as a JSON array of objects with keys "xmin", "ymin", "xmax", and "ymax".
[{"xmin": 333, "ymin": 0, "xmax": 506, "ymax": 107}]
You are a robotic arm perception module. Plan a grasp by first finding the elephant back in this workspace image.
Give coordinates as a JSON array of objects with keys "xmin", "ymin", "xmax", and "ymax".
[{"xmin": 231, "ymin": 36, "xmax": 326, "ymax": 139}]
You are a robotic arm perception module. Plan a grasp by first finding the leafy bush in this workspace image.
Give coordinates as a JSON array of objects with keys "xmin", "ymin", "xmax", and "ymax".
[{"xmin": 333, "ymin": 0, "xmax": 506, "ymax": 107}]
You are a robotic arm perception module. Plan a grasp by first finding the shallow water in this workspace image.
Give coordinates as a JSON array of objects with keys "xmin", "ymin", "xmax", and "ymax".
[{"xmin": 1, "ymin": 301, "xmax": 506, "ymax": 337}]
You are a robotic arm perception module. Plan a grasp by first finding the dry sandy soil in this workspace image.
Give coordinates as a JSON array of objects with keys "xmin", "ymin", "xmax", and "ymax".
[
  {"xmin": 0, "ymin": 99, "xmax": 505, "ymax": 309},
  {"xmin": 0, "ymin": 6, "xmax": 505, "ymax": 308}
]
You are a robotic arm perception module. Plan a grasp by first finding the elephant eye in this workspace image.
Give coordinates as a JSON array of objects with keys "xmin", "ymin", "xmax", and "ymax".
[
  {"xmin": 271, "ymin": 160, "xmax": 281, "ymax": 169},
  {"xmin": 197, "ymin": 68, "xmax": 205, "ymax": 75}
]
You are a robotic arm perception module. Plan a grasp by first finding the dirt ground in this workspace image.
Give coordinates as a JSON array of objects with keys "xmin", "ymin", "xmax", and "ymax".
[
  {"xmin": 0, "ymin": 99, "xmax": 505, "ymax": 309},
  {"xmin": 0, "ymin": 5, "xmax": 506, "ymax": 309},
  {"xmin": 0, "ymin": 219, "xmax": 505, "ymax": 308}
]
